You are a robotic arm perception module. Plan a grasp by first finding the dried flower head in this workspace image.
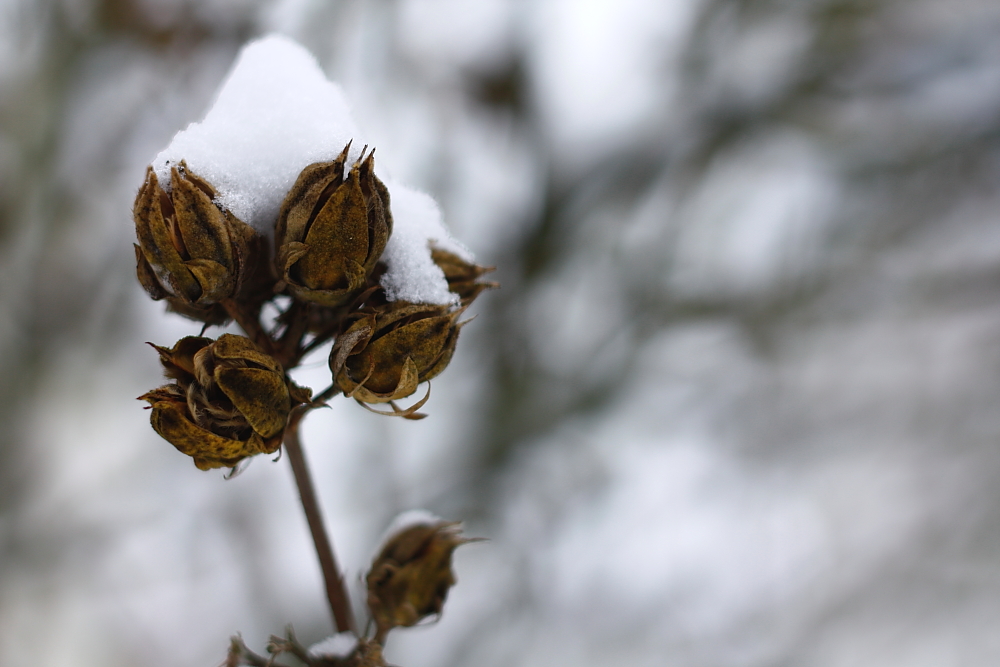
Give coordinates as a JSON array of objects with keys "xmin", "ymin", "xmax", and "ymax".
[
  {"xmin": 140, "ymin": 334, "xmax": 308, "ymax": 470},
  {"xmin": 275, "ymin": 143, "xmax": 392, "ymax": 307},
  {"xmin": 329, "ymin": 300, "xmax": 465, "ymax": 417},
  {"xmin": 134, "ymin": 163, "xmax": 260, "ymax": 323},
  {"xmin": 366, "ymin": 517, "xmax": 475, "ymax": 643}
]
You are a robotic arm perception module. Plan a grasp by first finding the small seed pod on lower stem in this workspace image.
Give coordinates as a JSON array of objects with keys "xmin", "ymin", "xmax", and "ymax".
[{"xmin": 366, "ymin": 518, "xmax": 476, "ymax": 644}]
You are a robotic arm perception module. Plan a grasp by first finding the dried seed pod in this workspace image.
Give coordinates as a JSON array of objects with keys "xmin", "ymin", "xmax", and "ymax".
[
  {"xmin": 134, "ymin": 163, "xmax": 260, "ymax": 323},
  {"xmin": 275, "ymin": 143, "xmax": 392, "ymax": 307},
  {"xmin": 430, "ymin": 246, "xmax": 497, "ymax": 306},
  {"xmin": 139, "ymin": 334, "xmax": 307, "ymax": 470},
  {"xmin": 329, "ymin": 300, "xmax": 465, "ymax": 417},
  {"xmin": 366, "ymin": 517, "xmax": 475, "ymax": 643}
]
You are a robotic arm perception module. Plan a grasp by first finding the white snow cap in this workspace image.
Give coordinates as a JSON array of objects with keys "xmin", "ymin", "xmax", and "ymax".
[
  {"xmin": 308, "ymin": 631, "xmax": 358, "ymax": 659},
  {"xmin": 150, "ymin": 34, "xmax": 471, "ymax": 304}
]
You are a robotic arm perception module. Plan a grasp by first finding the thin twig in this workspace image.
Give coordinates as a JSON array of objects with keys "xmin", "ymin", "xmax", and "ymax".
[
  {"xmin": 312, "ymin": 382, "xmax": 339, "ymax": 405},
  {"xmin": 283, "ymin": 406, "xmax": 357, "ymax": 634},
  {"xmin": 277, "ymin": 301, "xmax": 310, "ymax": 367}
]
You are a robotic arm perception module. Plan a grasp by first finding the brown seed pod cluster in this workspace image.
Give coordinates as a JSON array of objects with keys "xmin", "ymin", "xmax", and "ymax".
[
  {"xmin": 134, "ymin": 145, "xmax": 495, "ymax": 467},
  {"xmin": 135, "ymin": 143, "xmax": 488, "ymax": 663},
  {"xmin": 136, "ymin": 41, "xmax": 488, "ymax": 666}
]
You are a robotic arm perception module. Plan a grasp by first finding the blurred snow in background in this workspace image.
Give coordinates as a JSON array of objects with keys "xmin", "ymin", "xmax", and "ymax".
[{"xmin": 4, "ymin": 0, "xmax": 1000, "ymax": 666}]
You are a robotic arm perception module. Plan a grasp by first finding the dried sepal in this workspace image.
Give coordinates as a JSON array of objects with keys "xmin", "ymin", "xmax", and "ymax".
[
  {"xmin": 140, "ymin": 334, "xmax": 303, "ymax": 470},
  {"xmin": 366, "ymin": 517, "xmax": 478, "ymax": 643},
  {"xmin": 276, "ymin": 143, "xmax": 392, "ymax": 307},
  {"xmin": 354, "ymin": 385, "xmax": 432, "ymax": 421}
]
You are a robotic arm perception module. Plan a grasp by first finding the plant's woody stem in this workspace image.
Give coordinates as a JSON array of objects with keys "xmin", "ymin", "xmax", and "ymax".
[{"xmin": 283, "ymin": 406, "xmax": 357, "ymax": 635}]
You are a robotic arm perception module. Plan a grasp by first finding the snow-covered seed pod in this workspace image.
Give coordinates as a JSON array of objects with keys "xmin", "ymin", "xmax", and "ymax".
[
  {"xmin": 133, "ymin": 163, "xmax": 258, "ymax": 324},
  {"xmin": 275, "ymin": 142, "xmax": 392, "ymax": 307}
]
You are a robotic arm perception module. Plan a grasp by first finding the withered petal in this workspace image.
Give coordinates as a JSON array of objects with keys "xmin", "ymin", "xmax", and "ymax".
[
  {"xmin": 329, "ymin": 315, "xmax": 376, "ymax": 376},
  {"xmin": 278, "ymin": 241, "xmax": 310, "ymax": 275},
  {"xmin": 298, "ymin": 170, "xmax": 370, "ymax": 290},
  {"xmin": 275, "ymin": 143, "xmax": 351, "ymax": 245},
  {"xmin": 419, "ymin": 319, "xmax": 463, "ymax": 383},
  {"xmin": 358, "ymin": 318, "xmax": 450, "ymax": 394},
  {"xmin": 285, "ymin": 258, "xmax": 368, "ymax": 307},
  {"xmin": 150, "ymin": 336, "xmax": 213, "ymax": 380},
  {"xmin": 355, "ymin": 384, "xmax": 430, "ymax": 420},
  {"xmin": 348, "ymin": 355, "xmax": 421, "ymax": 403}
]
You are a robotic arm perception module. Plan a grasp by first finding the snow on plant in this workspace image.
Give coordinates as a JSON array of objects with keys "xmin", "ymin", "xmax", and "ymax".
[{"xmin": 132, "ymin": 35, "xmax": 494, "ymax": 666}]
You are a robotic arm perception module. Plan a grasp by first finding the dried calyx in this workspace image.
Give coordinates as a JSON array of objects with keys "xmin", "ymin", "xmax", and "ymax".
[
  {"xmin": 134, "ymin": 163, "xmax": 265, "ymax": 324},
  {"xmin": 366, "ymin": 518, "xmax": 477, "ymax": 644},
  {"xmin": 275, "ymin": 143, "xmax": 392, "ymax": 308},
  {"xmin": 329, "ymin": 299, "xmax": 466, "ymax": 418},
  {"xmin": 139, "ymin": 334, "xmax": 310, "ymax": 470}
]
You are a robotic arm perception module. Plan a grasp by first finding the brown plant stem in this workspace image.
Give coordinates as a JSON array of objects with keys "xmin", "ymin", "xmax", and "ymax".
[
  {"xmin": 312, "ymin": 382, "xmax": 339, "ymax": 405},
  {"xmin": 283, "ymin": 406, "xmax": 357, "ymax": 635},
  {"xmin": 276, "ymin": 301, "xmax": 310, "ymax": 367}
]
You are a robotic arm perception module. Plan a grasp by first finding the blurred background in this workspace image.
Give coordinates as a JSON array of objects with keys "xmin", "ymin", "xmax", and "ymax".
[{"xmin": 3, "ymin": 0, "xmax": 1000, "ymax": 665}]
